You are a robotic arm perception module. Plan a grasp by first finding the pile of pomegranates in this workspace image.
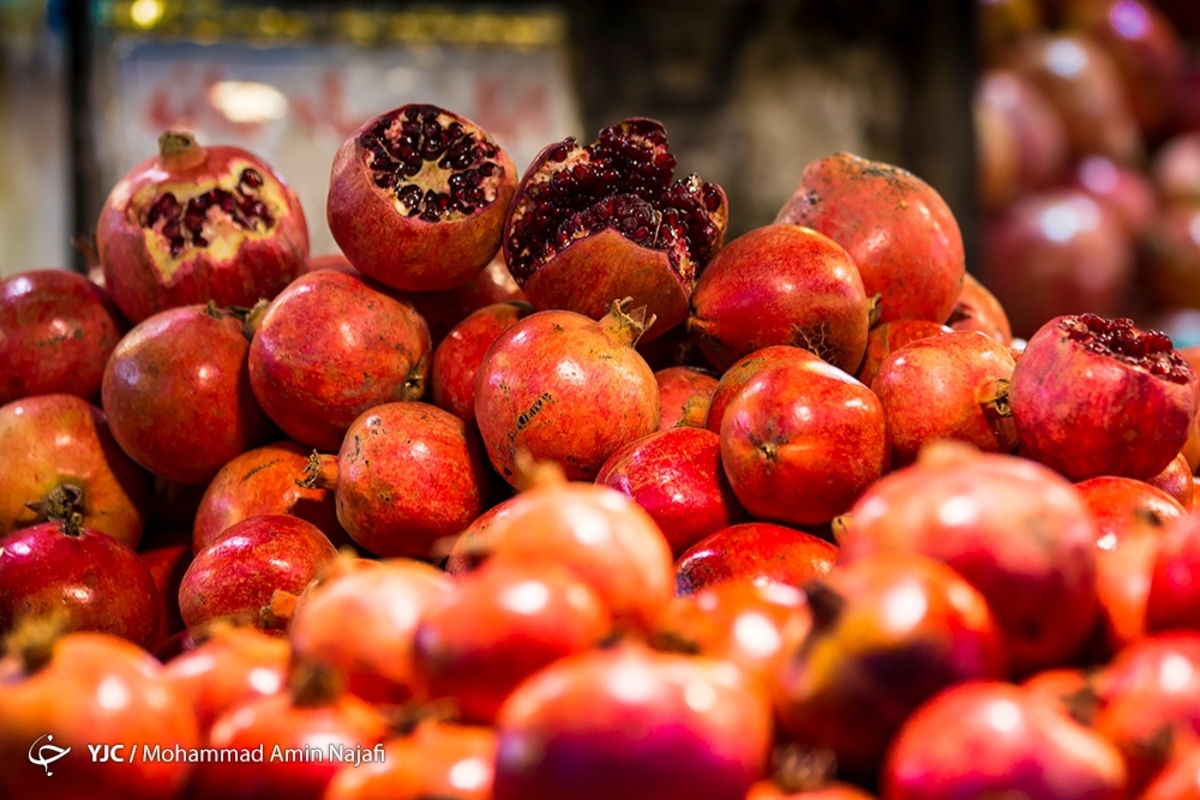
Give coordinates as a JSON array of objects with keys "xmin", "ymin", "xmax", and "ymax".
[{"xmin": 6, "ymin": 78, "xmax": 1200, "ymax": 800}]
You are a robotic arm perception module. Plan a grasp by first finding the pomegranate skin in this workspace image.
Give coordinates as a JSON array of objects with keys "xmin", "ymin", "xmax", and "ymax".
[
  {"xmin": 706, "ymin": 346, "xmax": 820, "ymax": 434},
  {"xmin": 102, "ymin": 304, "xmax": 274, "ymax": 485},
  {"xmin": 1144, "ymin": 203, "xmax": 1200, "ymax": 309},
  {"xmin": 1150, "ymin": 453, "xmax": 1196, "ymax": 509},
  {"xmin": 137, "ymin": 527, "xmax": 191, "ymax": 649},
  {"xmin": 975, "ymin": 70, "xmax": 1070, "ymax": 192},
  {"xmin": 774, "ymin": 153, "xmax": 965, "ymax": 325},
  {"xmin": 474, "ymin": 302, "xmax": 660, "ymax": 485},
  {"xmin": 409, "ymin": 255, "xmax": 527, "ymax": 346},
  {"xmin": 857, "ymin": 320, "xmax": 953, "ymax": 388},
  {"xmin": 675, "ymin": 522, "xmax": 838, "ymax": 595},
  {"xmin": 431, "ymin": 301, "xmax": 534, "ymax": 424},
  {"xmin": 1069, "ymin": 155, "xmax": 1157, "ymax": 238},
  {"xmin": 688, "ymin": 224, "xmax": 869, "ymax": 374},
  {"xmin": 1010, "ymin": 314, "xmax": 1198, "ymax": 482},
  {"xmin": 882, "ymin": 681, "xmax": 1127, "ymax": 800},
  {"xmin": 248, "ymin": 268, "xmax": 432, "ymax": 451},
  {"xmin": 97, "ymin": 131, "xmax": 309, "ymax": 324},
  {"xmin": 1147, "ymin": 513, "xmax": 1200, "ymax": 633},
  {"xmin": 0, "ymin": 269, "xmax": 127, "ymax": 405},
  {"xmin": 1141, "ymin": 745, "xmax": 1200, "ymax": 800},
  {"xmin": 328, "ymin": 105, "xmax": 518, "ymax": 292},
  {"xmin": 1153, "ymin": 133, "xmax": 1200, "ymax": 204},
  {"xmin": 596, "ymin": 428, "xmax": 746, "ymax": 557},
  {"xmin": 0, "ymin": 394, "xmax": 151, "ymax": 548},
  {"xmin": 720, "ymin": 358, "xmax": 888, "ymax": 527},
  {"xmin": 948, "ymin": 273, "xmax": 1013, "ymax": 345},
  {"xmin": 841, "ymin": 444, "xmax": 1100, "ymax": 674},
  {"xmin": 333, "ymin": 402, "xmax": 491, "ymax": 558},
  {"xmin": 655, "ymin": 366, "xmax": 717, "ymax": 430}
]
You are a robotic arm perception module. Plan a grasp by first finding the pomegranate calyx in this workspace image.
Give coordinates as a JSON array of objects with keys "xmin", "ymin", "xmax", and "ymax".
[
  {"xmin": 261, "ymin": 588, "xmax": 298, "ymax": 632},
  {"xmin": 24, "ymin": 482, "xmax": 86, "ymax": 528},
  {"xmin": 288, "ymin": 662, "xmax": 345, "ymax": 709},
  {"xmin": 867, "ymin": 293, "xmax": 883, "ymax": 329},
  {"xmin": 770, "ymin": 745, "xmax": 839, "ymax": 794},
  {"xmin": 978, "ymin": 378, "xmax": 1013, "ymax": 416},
  {"xmin": 512, "ymin": 450, "xmax": 568, "ymax": 492},
  {"xmin": 601, "ymin": 297, "xmax": 656, "ymax": 347},
  {"xmin": 296, "ymin": 451, "xmax": 339, "ymax": 491},
  {"xmin": 802, "ymin": 580, "xmax": 846, "ymax": 630},
  {"xmin": 647, "ymin": 627, "xmax": 703, "ymax": 656},
  {"xmin": 830, "ymin": 514, "xmax": 850, "ymax": 545},
  {"xmin": 157, "ymin": 129, "xmax": 206, "ymax": 170},
  {"xmin": 677, "ymin": 396, "xmax": 710, "ymax": 428},
  {"xmin": 4, "ymin": 613, "xmax": 66, "ymax": 675},
  {"xmin": 384, "ymin": 698, "xmax": 461, "ymax": 737},
  {"xmin": 1061, "ymin": 683, "xmax": 1102, "ymax": 727}
]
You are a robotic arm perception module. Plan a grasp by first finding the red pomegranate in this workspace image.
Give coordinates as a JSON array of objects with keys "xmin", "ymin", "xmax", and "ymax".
[
  {"xmin": 1153, "ymin": 133, "xmax": 1200, "ymax": 203},
  {"xmin": 1148, "ymin": 512, "xmax": 1200, "ymax": 633},
  {"xmin": 1021, "ymin": 667, "xmax": 1098, "ymax": 724},
  {"xmin": 856, "ymin": 320, "xmax": 951, "ymax": 388},
  {"xmin": 975, "ymin": 70, "xmax": 1070, "ymax": 191},
  {"xmin": 775, "ymin": 554, "xmax": 1008, "ymax": 779},
  {"xmin": 431, "ymin": 301, "xmax": 534, "ymax": 423},
  {"xmin": 445, "ymin": 494, "xmax": 527, "ymax": 576},
  {"xmin": 1069, "ymin": 155, "xmax": 1157, "ymax": 237},
  {"xmin": 474, "ymin": 300, "xmax": 660, "ymax": 485},
  {"xmin": 675, "ymin": 522, "xmax": 838, "ymax": 595},
  {"xmin": 720, "ymin": 356, "xmax": 888, "ymax": 526},
  {"xmin": 138, "ymin": 527, "xmax": 191, "ymax": 648},
  {"xmin": 328, "ymin": 104, "xmax": 517, "ymax": 292},
  {"xmin": 706, "ymin": 345, "xmax": 820, "ymax": 434},
  {"xmin": 596, "ymin": 427, "xmax": 746, "ymax": 557},
  {"xmin": 979, "ymin": 0, "xmax": 1044, "ymax": 65},
  {"xmin": 976, "ymin": 82, "xmax": 1021, "ymax": 211},
  {"xmin": 946, "ymin": 273, "xmax": 1013, "ymax": 345},
  {"xmin": 0, "ymin": 268, "xmax": 126, "ymax": 406},
  {"xmin": 840, "ymin": 442, "xmax": 1099, "ymax": 674},
  {"xmin": 409, "ymin": 254, "xmax": 527, "ymax": 345},
  {"xmin": 1150, "ymin": 453, "xmax": 1196, "ymax": 509},
  {"xmin": 882, "ymin": 681, "xmax": 1127, "ymax": 800},
  {"xmin": 1140, "ymin": 744, "xmax": 1200, "ymax": 800},
  {"xmin": 655, "ymin": 366, "xmax": 718, "ymax": 430},
  {"xmin": 303, "ymin": 252, "xmax": 351, "ymax": 273},
  {"xmin": 96, "ymin": 130, "xmax": 308, "ymax": 323},
  {"xmin": 1010, "ymin": 314, "xmax": 1197, "ymax": 481},
  {"xmin": 248, "ymin": 267, "xmax": 431, "ymax": 451},
  {"xmin": 503, "ymin": 118, "xmax": 727, "ymax": 342},
  {"xmin": 1144, "ymin": 203, "xmax": 1200, "ymax": 308},
  {"xmin": 102, "ymin": 303, "xmax": 274, "ymax": 485},
  {"xmin": 774, "ymin": 153, "xmax": 965, "ymax": 325},
  {"xmin": 492, "ymin": 642, "xmax": 772, "ymax": 800},
  {"xmin": 688, "ymin": 224, "xmax": 869, "ymax": 373},
  {"xmin": 0, "ymin": 394, "xmax": 150, "ymax": 548},
  {"xmin": 745, "ymin": 748, "xmax": 876, "ymax": 800}
]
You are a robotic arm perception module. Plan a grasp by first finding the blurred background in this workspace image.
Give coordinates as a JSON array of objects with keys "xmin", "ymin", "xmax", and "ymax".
[{"xmin": 2, "ymin": 0, "xmax": 1199, "ymax": 341}]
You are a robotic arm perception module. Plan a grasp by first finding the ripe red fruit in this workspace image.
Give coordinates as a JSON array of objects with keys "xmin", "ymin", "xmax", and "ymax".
[
  {"xmin": 775, "ymin": 153, "xmax": 965, "ymax": 325},
  {"xmin": 655, "ymin": 366, "xmax": 717, "ymax": 430},
  {"xmin": 688, "ymin": 224, "xmax": 869, "ymax": 374},
  {"xmin": 409, "ymin": 254, "xmax": 527, "ymax": 345},
  {"xmin": 947, "ymin": 273, "xmax": 1013, "ymax": 345},
  {"xmin": 138, "ymin": 527, "xmax": 191, "ymax": 648},
  {"xmin": 431, "ymin": 301, "xmax": 534, "ymax": 423},
  {"xmin": 720, "ymin": 356, "xmax": 888, "ymax": 526},
  {"xmin": 328, "ymin": 104, "xmax": 518, "ymax": 292},
  {"xmin": 492, "ymin": 643, "xmax": 772, "ymax": 800},
  {"xmin": 1153, "ymin": 133, "xmax": 1200, "ymax": 204},
  {"xmin": 445, "ymin": 495, "xmax": 525, "ymax": 576},
  {"xmin": 1069, "ymin": 155, "xmax": 1157, "ymax": 237},
  {"xmin": 975, "ymin": 70, "xmax": 1070, "ymax": 192},
  {"xmin": 178, "ymin": 515, "xmax": 336, "ymax": 635},
  {"xmin": 96, "ymin": 130, "xmax": 308, "ymax": 323},
  {"xmin": 1141, "ymin": 744, "xmax": 1200, "ymax": 800},
  {"xmin": 248, "ymin": 267, "xmax": 431, "ymax": 451},
  {"xmin": 882, "ymin": 681, "xmax": 1127, "ymax": 800},
  {"xmin": 1, "ymin": 268, "xmax": 126, "ymax": 405},
  {"xmin": 1144, "ymin": 203, "xmax": 1200, "ymax": 308},
  {"xmin": 856, "ymin": 320, "xmax": 952, "ymax": 388},
  {"xmin": 706, "ymin": 345, "xmax": 819, "ymax": 434},
  {"xmin": 504, "ymin": 118, "xmax": 728, "ymax": 342},
  {"xmin": 841, "ymin": 442, "xmax": 1099, "ymax": 674},
  {"xmin": 102, "ymin": 303, "xmax": 274, "ymax": 485},
  {"xmin": 1010, "ymin": 314, "xmax": 1197, "ymax": 481},
  {"xmin": 1147, "ymin": 512, "xmax": 1200, "ymax": 633},
  {"xmin": 0, "ymin": 394, "xmax": 150, "ymax": 548},
  {"xmin": 1150, "ymin": 453, "xmax": 1196, "ymax": 509},
  {"xmin": 675, "ymin": 523, "xmax": 838, "ymax": 595},
  {"xmin": 474, "ymin": 300, "xmax": 660, "ymax": 485}
]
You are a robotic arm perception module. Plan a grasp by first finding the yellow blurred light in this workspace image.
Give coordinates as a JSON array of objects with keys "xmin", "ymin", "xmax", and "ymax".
[
  {"xmin": 129, "ymin": 0, "xmax": 165, "ymax": 29},
  {"xmin": 208, "ymin": 81, "xmax": 289, "ymax": 124}
]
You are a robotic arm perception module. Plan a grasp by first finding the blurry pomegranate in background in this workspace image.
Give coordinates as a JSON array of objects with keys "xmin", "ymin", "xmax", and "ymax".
[
  {"xmin": 975, "ymin": 70, "xmax": 1071, "ymax": 193},
  {"xmin": 976, "ymin": 87, "xmax": 1021, "ymax": 211},
  {"xmin": 979, "ymin": 0, "xmax": 1045, "ymax": 66},
  {"xmin": 1143, "ymin": 203, "xmax": 1200, "ymax": 309},
  {"xmin": 1152, "ymin": 132, "xmax": 1200, "ymax": 203},
  {"xmin": 1069, "ymin": 155, "xmax": 1157, "ymax": 237},
  {"xmin": 983, "ymin": 189, "xmax": 1134, "ymax": 338}
]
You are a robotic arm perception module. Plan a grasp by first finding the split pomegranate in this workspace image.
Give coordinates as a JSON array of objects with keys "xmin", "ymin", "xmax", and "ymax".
[
  {"xmin": 705, "ymin": 345, "xmax": 820, "ymax": 434},
  {"xmin": 720, "ymin": 356, "xmax": 888, "ymax": 526},
  {"xmin": 882, "ymin": 681, "xmax": 1127, "ymax": 800},
  {"xmin": 654, "ymin": 366, "xmax": 718, "ymax": 430},
  {"xmin": 596, "ymin": 427, "xmax": 746, "ymax": 557},
  {"xmin": 248, "ymin": 267, "xmax": 432, "ymax": 451},
  {"xmin": 0, "ymin": 394, "xmax": 150, "ymax": 548},
  {"xmin": 947, "ymin": 273, "xmax": 1013, "ymax": 345},
  {"xmin": 1147, "ymin": 512, "xmax": 1200, "ymax": 633},
  {"xmin": 840, "ymin": 442, "xmax": 1099, "ymax": 674},
  {"xmin": 492, "ymin": 642, "xmax": 772, "ymax": 800},
  {"xmin": 474, "ymin": 300, "xmax": 660, "ymax": 485},
  {"xmin": 431, "ymin": 301, "xmax": 534, "ymax": 423},
  {"xmin": 504, "ymin": 118, "xmax": 727, "ymax": 341},
  {"xmin": 328, "ymin": 104, "xmax": 518, "ymax": 291},
  {"xmin": 774, "ymin": 152, "xmax": 965, "ymax": 325},
  {"xmin": 96, "ymin": 130, "xmax": 308, "ymax": 323},
  {"xmin": 675, "ymin": 522, "xmax": 838, "ymax": 595},
  {"xmin": 0, "ymin": 268, "xmax": 126, "ymax": 405},
  {"xmin": 409, "ymin": 254, "xmax": 527, "ymax": 345},
  {"xmin": 1010, "ymin": 314, "xmax": 1197, "ymax": 481},
  {"xmin": 687, "ymin": 224, "xmax": 869, "ymax": 373},
  {"xmin": 856, "ymin": 320, "xmax": 952, "ymax": 388},
  {"xmin": 102, "ymin": 303, "xmax": 274, "ymax": 485}
]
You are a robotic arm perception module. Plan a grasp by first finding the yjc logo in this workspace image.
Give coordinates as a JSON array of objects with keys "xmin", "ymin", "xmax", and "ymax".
[{"xmin": 28, "ymin": 734, "xmax": 71, "ymax": 776}]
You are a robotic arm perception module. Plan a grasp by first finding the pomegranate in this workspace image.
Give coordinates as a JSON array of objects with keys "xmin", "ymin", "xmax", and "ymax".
[
  {"xmin": 0, "ymin": 268, "xmax": 126, "ymax": 405},
  {"xmin": 248, "ymin": 268, "xmax": 431, "ymax": 451},
  {"xmin": 975, "ymin": 70, "xmax": 1070, "ymax": 191},
  {"xmin": 492, "ymin": 642, "xmax": 772, "ymax": 800},
  {"xmin": 504, "ymin": 117, "xmax": 727, "ymax": 341},
  {"xmin": 1069, "ymin": 154, "xmax": 1157, "ymax": 238},
  {"xmin": 445, "ymin": 494, "xmax": 526, "ymax": 576},
  {"xmin": 688, "ymin": 224, "xmax": 869, "ymax": 373},
  {"xmin": 178, "ymin": 515, "xmax": 336, "ymax": 634},
  {"xmin": 0, "ymin": 626, "xmax": 200, "ymax": 799},
  {"xmin": 414, "ymin": 557, "xmax": 611, "ymax": 724},
  {"xmin": 976, "ymin": 82, "xmax": 1020, "ymax": 211},
  {"xmin": 288, "ymin": 557, "xmax": 451, "ymax": 705},
  {"xmin": 705, "ymin": 345, "xmax": 820, "ymax": 434},
  {"xmin": 855, "ymin": 320, "xmax": 951, "ymax": 389},
  {"xmin": 1022, "ymin": 667, "xmax": 1099, "ymax": 724},
  {"xmin": 882, "ymin": 681, "xmax": 1127, "ymax": 800},
  {"xmin": 840, "ymin": 442, "xmax": 1099, "ymax": 674},
  {"xmin": 979, "ymin": 0, "xmax": 1044, "ymax": 65},
  {"xmin": 96, "ymin": 130, "xmax": 308, "ymax": 323},
  {"xmin": 431, "ymin": 301, "xmax": 534, "ymax": 423},
  {"xmin": 1141, "ymin": 744, "xmax": 1200, "ymax": 800},
  {"xmin": 1151, "ymin": 453, "xmax": 1196, "ymax": 509},
  {"xmin": 745, "ymin": 748, "xmax": 874, "ymax": 800},
  {"xmin": 947, "ymin": 273, "xmax": 1012, "ymax": 344},
  {"xmin": 102, "ymin": 303, "xmax": 274, "ymax": 484},
  {"xmin": 303, "ymin": 252, "xmax": 351, "ymax": 273},
  {"xmin": 774, "ymin": 153, "xmax": 965, "ymax": 325},
  {"xmin": 720, "ymin": 356, "xmax": 888, "ymax": 526},
  {"xmin": 1144, "ymin": 203, "xmax": 1200, "ymax": 309},
  {"xmin": 192, "ymin": 440, "xmax": 346, "ymax": 553},
  {"xmin": 1153, "ymin": 133, "xmax": 1200, "ymax": 203},
  {"xmin": 1148, "ymin": 512, "xmax": 1200, "ymax": 633},
  {"xmin": 189, "ymin": 664, "xmax": 389, "ymax": 800},
  {"xmin": 655, "ymin": 366, "xmax": 717, "ymax": 430},
  {"xmin": 1010, "ymin": 314, "xmax": 1197, "ymax": 481},
  {"xmin": 137, "ymin": 527, "xmax": 191, "ymax": 648},
  {"xmin": 871, "ymin": 330, "xmax": 1018, "ymax": 465},
  {"xmin": 596, "ymin": 427, "xmax": 746, "ymax": 557},
  {"xmin": 474, "ymin": 299, "xmax": 660, "ymax": 485},
  {"xmin": 775, "ymin": 553, "xmax": 1008, "ymax": 778},
  {"xmin": 675, "ymin": 522, "xmax": 838, "ymax": 595},
  {"xmin": 328, "ymin": 104, "xmax": 518, "ymax": 291},
  {"xmin": 409, "ymin": 254, "xmax": 527, "ymax": 345},
  {"xmin": 0, "ymin": 394, "xmax": 150, "ymax": 548}
]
